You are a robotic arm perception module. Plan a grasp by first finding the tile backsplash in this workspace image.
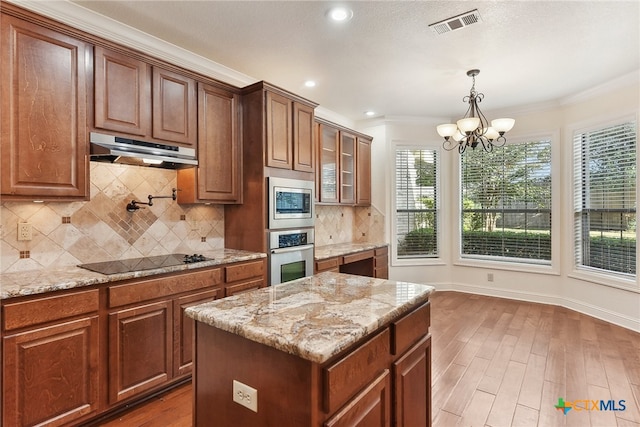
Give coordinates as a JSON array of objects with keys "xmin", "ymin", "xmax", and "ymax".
[
  {"xmin": 1, "ymin": 163, "xmax": 224, "ymax": 273},
  {"xmin": 314, "ymin": 204, "xmax": 385, "ymax": 246},
  {"xmin": 1, "ymin": 162, "xmax": 386, "ymax": 274}
]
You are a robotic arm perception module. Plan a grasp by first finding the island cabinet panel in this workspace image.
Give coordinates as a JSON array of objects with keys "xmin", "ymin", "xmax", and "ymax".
[
  {"xmin": 174, "ymin": 288, "xmax": 221, "ymax": 377},
  {"xmin": 3, "ymin": 316, "xmax": 100, "ymax": 427},
  {"xmin": 324, "ymin": 370, "xmax": 391, "ymax": 427},
  {"xmin": 0, "ymin": 14, "xmax": 89, "ymax": 201},
  {"xmin": 94, "ymin": 46, "xmax": 151, "ymax": 136},
  {"xmin": 391, "ymin": 301, "xmax": 430, "ymax": 356},
  {"xmin": 324, "ymin": 328, "xmax": 390, "ymax": 414},
  {"xmin": 152, "ymin": 67, "xmax": 197, "ymax": 147},
  {"xmin": 177, "ymin": 82, "xmax": 242, "ymax": 204},
  {"xmin": 393, "ymin": 335, "xmax": 431, "ymax": 427},
  {"xmin": 108, "ymin": 300, "xmax": 173, "ymax": 404}
]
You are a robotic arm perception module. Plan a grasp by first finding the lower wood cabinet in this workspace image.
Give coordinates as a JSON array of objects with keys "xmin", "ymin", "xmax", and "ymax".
[
  {"xmin": 174, "ymin": 288, "xmax": 220, "ymax": 376},
  {"xmin": 325, "ymin": 370, "xmax": 391, "ymax": 427},
  {"xmin": 2, "ymin": 290, "xmax": 100, "ymax": 426},
  {"xmin": 108, "ymin": 300, "xmax": 173, "ymax": 404},
  {"xmin": 316, "ymin": 245, "xmax": 389, "ymax": 279},
  {"xmin": 1, "ymin": 257, "xmax": 266, "ymax": 426},
  {"xmin": 393, "ymin": 335, "xmax": 431, "ymax": 427}
]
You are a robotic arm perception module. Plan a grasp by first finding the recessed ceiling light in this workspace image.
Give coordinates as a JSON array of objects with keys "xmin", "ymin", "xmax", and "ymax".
[
  {"xmin": 304, "ymin": 80, "xmax": 317, "ymax": 88},
  {"xmin": 365, "ymin": 111, "xmax": 375, "ymax": 117},
  {"xmin": 327, "ymin": 7, "xmax": 353, "ymax": 22}
]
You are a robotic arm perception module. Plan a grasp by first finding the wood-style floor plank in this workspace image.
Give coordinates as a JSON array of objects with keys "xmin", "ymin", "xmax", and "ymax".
[{"xmin": 96, "ymin": 290, "xmax": 640, "ymax": 427}]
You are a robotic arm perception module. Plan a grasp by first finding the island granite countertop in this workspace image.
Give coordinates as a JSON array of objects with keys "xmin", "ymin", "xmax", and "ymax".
[
  {"xmin": 185, "ymin": 271, "xmax": 434, "ymax": 364},
  {"xmin": 314, "ymin": 242, "xmax": 388, "ymax": 261},
  {"xmin": 0, "ymin": 249, "xmax": 266, "ymax": 300}
]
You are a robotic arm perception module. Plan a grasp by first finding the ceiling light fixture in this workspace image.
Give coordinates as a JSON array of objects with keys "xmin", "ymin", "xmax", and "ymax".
[
  {"xmin": 304, "ymin": 80, "xmax": 317, "ymax": 88},
  {"xmin": 365, "ymin": 111, "xmax": 375, "ymax": 117},
  {"xmin": 437, "ymin": 69, "xmax": 514, "ymax": 154},
  {"xmin": 328, "ymin": 7, "xmax": 353, "ymax": 22}
]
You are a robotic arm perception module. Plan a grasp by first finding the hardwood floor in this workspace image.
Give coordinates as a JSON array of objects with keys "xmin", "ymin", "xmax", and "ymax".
[{"xmin": 96, "ymin": 291, "xmax": 640, "ymax": 427}]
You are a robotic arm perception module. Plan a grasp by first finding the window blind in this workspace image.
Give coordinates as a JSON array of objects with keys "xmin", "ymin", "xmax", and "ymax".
[
  {"xmin": 573, "ymin": 121, "xmax": 636, "ymax": 276},
  {"xmin": 395, "ymin": 149, "xmax": 438, "ymax": 258},
  {"xmin": 460, "ymin": 140, "xmax": 552, "ymax": 262}
]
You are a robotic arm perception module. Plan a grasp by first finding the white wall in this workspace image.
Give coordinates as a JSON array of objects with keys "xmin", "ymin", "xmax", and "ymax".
[{"xmin": 359, "ymin": 73, "xmax": 640, "ymax": 332}]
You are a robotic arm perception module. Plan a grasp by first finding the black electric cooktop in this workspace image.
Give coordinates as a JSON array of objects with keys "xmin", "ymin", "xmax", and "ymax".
[{"xmin": 78, "ymin": 253, "xmax": 211, "ymax": 275}]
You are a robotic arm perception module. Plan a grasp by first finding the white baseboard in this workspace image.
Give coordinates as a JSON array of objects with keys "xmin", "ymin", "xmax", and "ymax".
[{"xmin": 432, "ymin": 282, "xmax": 640, "ymax": 333}]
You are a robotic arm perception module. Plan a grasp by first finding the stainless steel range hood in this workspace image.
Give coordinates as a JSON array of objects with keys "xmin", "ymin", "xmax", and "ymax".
[{"xmin": 89, "ymin": 132, "xmax": 197, "ymax": 169}]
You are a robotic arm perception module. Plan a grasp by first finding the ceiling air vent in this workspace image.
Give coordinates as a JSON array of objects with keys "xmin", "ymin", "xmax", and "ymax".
[{"xmin": 429, "ymin": 9, "xmax": 482, "ymax": 35}]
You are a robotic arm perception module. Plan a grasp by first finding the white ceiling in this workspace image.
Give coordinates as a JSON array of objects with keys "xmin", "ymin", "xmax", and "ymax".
[{"xmin": 68, "ymin": 1, "xmax": 640, "ymax": 122}]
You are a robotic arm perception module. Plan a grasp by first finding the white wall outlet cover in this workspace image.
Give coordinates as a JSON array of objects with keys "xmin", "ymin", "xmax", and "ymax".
[{"xmin": 232, "ymin": 380, "xmax": 258, "ymax": 412}]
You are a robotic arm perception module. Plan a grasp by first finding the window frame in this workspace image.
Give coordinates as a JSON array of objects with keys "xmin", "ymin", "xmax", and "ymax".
[
  {"xmin": 453, "ymin": 131, "xmax": 561, "ymax": 275},
  {"xmin": 391, "ymin": 142, "xmax": 444, "ymax": 266},
  {"xmin": 569, "ymin": 114, "xmax": 638, "ymax": 290}
]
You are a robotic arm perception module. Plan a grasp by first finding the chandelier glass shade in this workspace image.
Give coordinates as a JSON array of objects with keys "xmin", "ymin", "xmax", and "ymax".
[{"xmin": 437, "ymin": 69, "xmax": 514, "ymax": 154}]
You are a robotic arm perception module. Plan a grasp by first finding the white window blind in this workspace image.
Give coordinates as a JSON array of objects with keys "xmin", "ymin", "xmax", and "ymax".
[
  {"xmin": 395, "ymin": 149, "xmax": 438, "ymax": 258},
  {"xmin": 573, "ymin": 121, "xmax": 636, "ymax": 276},
  {"xmin": 460, "ymin": 140, "xmax": 552, "ymax": 263}
]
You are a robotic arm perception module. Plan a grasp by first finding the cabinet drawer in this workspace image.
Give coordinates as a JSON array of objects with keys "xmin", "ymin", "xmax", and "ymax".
[
  {"xmin": 225, "ymin": 278, "xmax": 264, "ymax": 297},
  {"xmin": 3, "ymin": 289, "xmax": 99, "ymax": 331},
  {"xmin": 342, "ymin": 250, "xmax": 375, "ymax": 264},
  {"xmin": 374, "ymin": 246, "xmax": 388, "ymax": 257},
  {"xmin": 225, "ymin": 260, "xmax": 264, "ymax": 283},
  {"xmin": 374, "ymin": 255, "xmax": 387, "ymax": 268},
  {"xmin": 316, "ymin": 257, "xmax": 340, "ymax": 272},
  {"xmin": 324, "ymin": 328, "xmax": 390, "ymax": 414},
  {"xmin": 391, "ymin": 301, "xmax": 430, "ymax": 356},
  {"xmin": 109, "ymin": 269, "xmax": 221, "ymax": 308}
]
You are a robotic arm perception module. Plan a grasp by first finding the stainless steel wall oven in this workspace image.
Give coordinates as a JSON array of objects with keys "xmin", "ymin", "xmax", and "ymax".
[{"xmin": 268, "ymin": 228, "xmax": 314, "ymax": 285}]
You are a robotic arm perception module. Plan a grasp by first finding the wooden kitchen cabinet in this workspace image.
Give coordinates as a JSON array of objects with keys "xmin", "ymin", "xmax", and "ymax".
[
  {"xmin": 177, "ymin": 82, "xmax": 242, "ymax": 204},
  {"xmin": 393, "ymin": 335, "xmax": 432, "ymax": 427},
  {"xmin": 174, "ymin": 289, "xmax": 221, "ymax": 377},
  {"xmin": 152, "ymin": 67, "xmax": 197, "ymax": 146},
  {"xmin": 2, "ymin": 290, "xmax": 100, "ymax": 427},
  {"xmin": 107, "ymin": 268, "xmax": 222, "ymax": 404},
  {"xmin": 356, "ymin": 137, "xmax": 373, "ymax": 206},
  {"xmin": 374, "ymin": 246, "xmax": 389, "ymax": 279},
  {"xmin": 318, "ymin": 123, "xmax": 340, "ymax": 203},
  {"xmin": 93, "ymin": 46, "xmax": 197, "ymax": 147},
  {"xmin": 108, "ymin": 300, "xmax": 173, "ymax": 404},
  {"xmin": 94, "ymin": 46, "xmax": 151, "ymax": 136},
  {"xmin": 264, "ymin": 89, "xmax": 315, "ymax": 172},
  {"xmin": 316, "ymin": 118, "xmax": 373, "ymax": 206},
  {"xmin": 325, "ymin": 370, "xmax": 391, "ymax": 427},
  {"xmin": 0, "ymin": 14, "xmax": 90, "ymax": 201},
  {"xmin": 224, "ymin": 258, "xmax": 267, "ymax": 296},
  {"xmin": 316, "ymin": 245, "xmax": 389, "ymax": 278}
]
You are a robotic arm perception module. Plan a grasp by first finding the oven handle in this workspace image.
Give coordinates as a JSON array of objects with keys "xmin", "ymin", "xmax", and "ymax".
[{"xmin": 270, "ymin": 244, "xmax": 314, "ymax": 255}]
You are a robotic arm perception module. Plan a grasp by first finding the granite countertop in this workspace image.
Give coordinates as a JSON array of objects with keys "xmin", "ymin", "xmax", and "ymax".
[
  {"xmin": 0, "ymin": 249, "xmax": 266, "ymax": 300},
  {"xmin": 314, "ymin": 242, "xmax": 388, "ymax": 261},
  {"xmin": 186, "ymin": 271, "xmax": 434, "ymax": 364}
]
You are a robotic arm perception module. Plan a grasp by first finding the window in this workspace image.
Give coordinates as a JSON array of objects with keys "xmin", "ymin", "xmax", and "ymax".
[
  {"xmin": 395, "ymin": 148, "xmax": 438, "ymax": 258},
  {"xmin": 573, "ymin": 120, "xmax": 636, "ymax": 276},
  {"xmin": 460, "ymin": 140, "xmax": 552, "ymax": 263}
]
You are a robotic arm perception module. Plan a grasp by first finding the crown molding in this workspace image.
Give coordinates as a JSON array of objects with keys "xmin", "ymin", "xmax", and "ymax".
[{"xmin": 6, "ymin": 0, "xmax": 256, "ymax": 88}]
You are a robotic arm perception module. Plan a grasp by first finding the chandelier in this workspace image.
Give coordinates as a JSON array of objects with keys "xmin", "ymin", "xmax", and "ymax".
[{"xmin": 437, "ymin": 69, "xmax": 514, "ymax": 154}]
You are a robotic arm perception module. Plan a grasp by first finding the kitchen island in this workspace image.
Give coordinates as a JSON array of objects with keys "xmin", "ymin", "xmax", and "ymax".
[{"xmin": 186, "ymin": 272, "xmax": 434, "ymax": 427}]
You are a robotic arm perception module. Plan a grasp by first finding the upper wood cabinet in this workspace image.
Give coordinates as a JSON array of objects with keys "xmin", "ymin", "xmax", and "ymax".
[
  {"xmin": 356, "ymin": 136, "xmax": 372, "ymax": 205},
  {"xmin": 177, "ymin": 83, "xmax": 242, "ymax": 204},
  {"xmin": 94, "ymin": 46, "xmax": 151, "ymax": 136},
  {"xmin": 247, "ymin": 82, "xmax": 316, "ymax": 172},
  {"xmin": 316, "ymin": 119, "xmax": 373, "ymax": 206},
  {"xmin": 93, "ymin": 47, "xmax": 197, "ymax": 147},
  {"xmin": 152, "ymin": 67, "xmax": 197, "ymax": 146},
  {"xmin": 0, "ymin": 14, "xmax": 90, "ymax": 201}
]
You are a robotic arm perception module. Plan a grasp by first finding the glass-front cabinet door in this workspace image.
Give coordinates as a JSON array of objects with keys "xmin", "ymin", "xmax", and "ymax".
[
  {"xmin": 319, "ymin": 124, "xmax": 339, "ymax": 203},
  {"xmin": 340, "ymin": 132, "xmax": 356, "ymax": 204}
]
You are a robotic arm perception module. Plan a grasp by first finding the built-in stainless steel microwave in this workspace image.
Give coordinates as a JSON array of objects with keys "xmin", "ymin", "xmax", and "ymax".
[{"xmin": 268, "ymin": 177, "xmax": 314, "ymax": 229}]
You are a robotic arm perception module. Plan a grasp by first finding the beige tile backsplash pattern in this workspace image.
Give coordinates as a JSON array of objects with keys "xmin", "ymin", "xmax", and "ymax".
[
  {"xmin": 1, "ymin": 162, "xmax": 385, "ymax": 274},
  {"xmin": 1, "ymin": 163, "xmax": 224, "ymax": 273},
  {"xmin": 315, "ymin": 205, "xmax": 385, "ymax": 246}
]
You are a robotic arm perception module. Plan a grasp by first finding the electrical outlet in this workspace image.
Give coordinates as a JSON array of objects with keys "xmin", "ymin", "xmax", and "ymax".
[
  {"xmin": 18, "ymin": 223, "xmax": 32, "ymax": 241},
  {"xmin": 233, "ymin": 380, "xmax": 257, "ymax": 412},
  {"xmin": 487, "ymin": 273, "xmax": 494, "ymax": 282}
]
